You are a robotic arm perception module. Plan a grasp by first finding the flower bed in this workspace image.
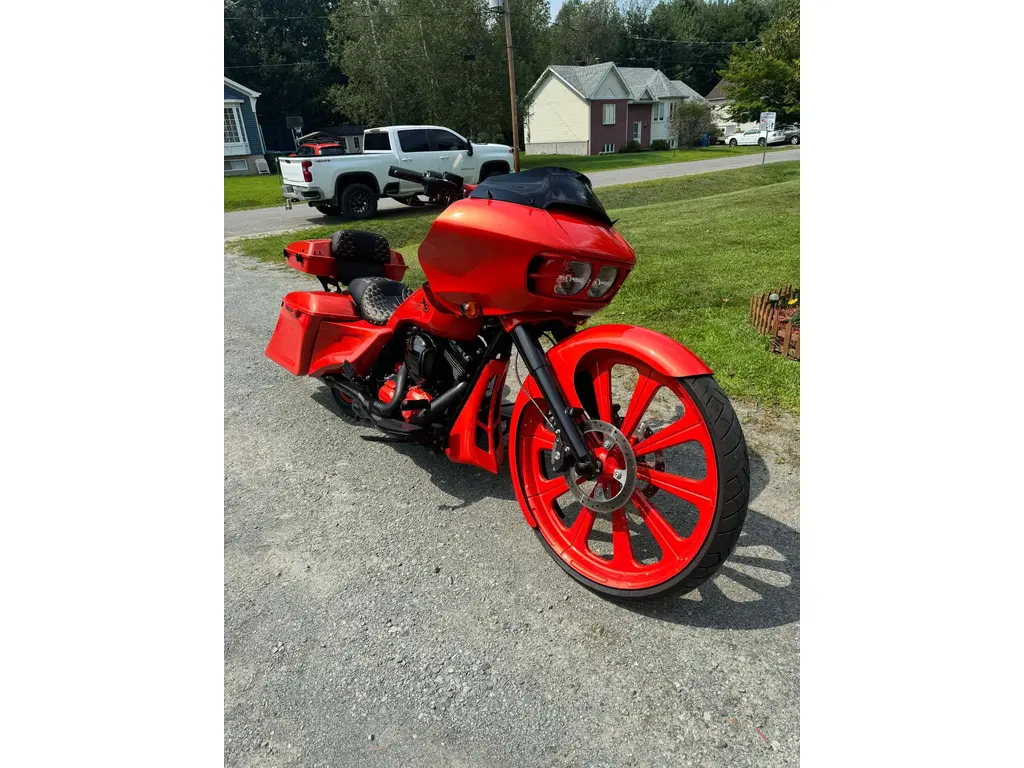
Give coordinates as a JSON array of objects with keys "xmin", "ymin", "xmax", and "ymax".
[{"xmin": 749, "ymin": 286, "xmax": 800, "ymax": 360}]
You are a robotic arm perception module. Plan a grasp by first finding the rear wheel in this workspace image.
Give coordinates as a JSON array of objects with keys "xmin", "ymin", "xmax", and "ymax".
[
  {"xmin": 790, "ymin": 135, "xmax": 799, "ymax": 145},
  {"xmin": 340, "ymin": 183, "xmax": 378, "ymax": 220},
  {"xmin": 512, "ymin": 353, "xmax": 749, "ymax": 600}
]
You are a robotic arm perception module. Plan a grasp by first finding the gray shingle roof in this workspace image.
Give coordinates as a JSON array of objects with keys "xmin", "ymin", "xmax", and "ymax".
[
  {"xmin": 548, "ymin": 63, "xmax": 617, "ymax": 99},
  {"xmin": 705, "ymin": 79, "xmax": 733, "ymax": 100},
  {"xmin": 542, "ymin": 63, "xmax": 703, "ymax": 103}
]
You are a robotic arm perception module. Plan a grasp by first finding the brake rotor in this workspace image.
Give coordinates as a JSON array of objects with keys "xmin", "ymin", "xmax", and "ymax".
[{"xmin": 564, "ymin": 420, "xmax": 638, "ymax": 514}]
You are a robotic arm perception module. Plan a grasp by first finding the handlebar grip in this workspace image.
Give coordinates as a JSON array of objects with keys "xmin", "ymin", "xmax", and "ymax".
[{"xmin": 388, "ymin": 165, "xmax": 425, "ymax": 183}]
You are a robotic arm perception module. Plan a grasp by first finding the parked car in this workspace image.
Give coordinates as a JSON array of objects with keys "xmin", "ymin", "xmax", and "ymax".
[
  {"xmin": 778, "ymin": 124, "xmax": 800, "ymax": 145},
  {"xmin": 726, "ymin": 127, "xmax": 787, "ymax": 147},
  {"xmin": 279, "ymin": 125, "xmax": 514, "ymax": 219}
]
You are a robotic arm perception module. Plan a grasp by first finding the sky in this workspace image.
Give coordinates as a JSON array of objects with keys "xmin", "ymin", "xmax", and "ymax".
[{"xmin": 550, "ymin": 0, "xmax": 565, "ymax": 20}]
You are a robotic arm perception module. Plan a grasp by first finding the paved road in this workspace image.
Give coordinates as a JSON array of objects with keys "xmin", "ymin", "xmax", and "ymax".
[
  {"xmin": 224, "ymin": 253, "xmax": 800, "ymax": 767},
  {"xmin": 224, "ymin": 148, "xmax": 800, "ymax": 239}
]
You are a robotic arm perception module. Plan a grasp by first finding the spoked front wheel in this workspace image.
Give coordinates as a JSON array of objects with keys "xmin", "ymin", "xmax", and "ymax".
[{"xmin": 513, "ymin": 352, "xmax": 749, "ymax": 599}]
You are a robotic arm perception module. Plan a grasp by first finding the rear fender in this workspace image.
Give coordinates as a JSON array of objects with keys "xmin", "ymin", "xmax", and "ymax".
[{"xmin": 507, "ymin": 324, "xmax": 712, "ymax": 527}]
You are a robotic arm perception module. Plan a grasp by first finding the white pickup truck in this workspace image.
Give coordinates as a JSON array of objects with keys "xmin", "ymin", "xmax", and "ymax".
[{"xmin": 279, "ymin": 125, "xmax": 515, "ymax": 219}]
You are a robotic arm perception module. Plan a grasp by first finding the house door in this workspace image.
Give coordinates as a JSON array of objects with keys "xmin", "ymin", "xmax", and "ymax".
[{"xmin": 633, "ymin": 121, "xmax": 642, "ymax": 143}]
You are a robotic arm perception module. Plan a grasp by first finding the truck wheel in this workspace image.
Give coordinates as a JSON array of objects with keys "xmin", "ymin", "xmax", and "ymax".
[
  {"xmin": 758, "ymin": 137, "xmax": 766, "ymax": 146},
  {"xmin": 481, "ymin": 165, "xmax": 509, "ymax": 181},
  {"xmin": 340, "ymin": 183, "xmax": 378, "ymax": 220},
  {"xmin": 314, "ymin": 204, "xmax": 341, "ymax": 216}
]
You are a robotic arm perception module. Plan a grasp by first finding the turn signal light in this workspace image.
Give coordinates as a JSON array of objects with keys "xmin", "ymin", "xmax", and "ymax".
[{"xmin": 460, "ymin": 301, "xmax": 481, "ymax": 318}]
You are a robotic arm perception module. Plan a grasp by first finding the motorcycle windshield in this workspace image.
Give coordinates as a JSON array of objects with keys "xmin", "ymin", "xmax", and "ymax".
[{"xmin": 470, "ymin": 167, "xmax": 613, "ymax": 227}]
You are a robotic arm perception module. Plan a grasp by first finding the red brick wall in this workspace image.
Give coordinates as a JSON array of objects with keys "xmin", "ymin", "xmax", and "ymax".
[
  {"xmin": 590, "ymin": 99, "xmax": 629, "ymax": 155},
  {"xmin": 627, "ymin": 103, "xmax": 653, "ymax": 147}
]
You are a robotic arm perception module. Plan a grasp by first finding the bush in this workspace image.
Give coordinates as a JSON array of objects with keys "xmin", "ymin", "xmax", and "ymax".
[
  {"xmin": 650, "ymin": 139, "xmax": 670, "ymax": 151},
  {"xmin": 669, "ymin": 99, "xmax": 715, "ymax": 148},
  {"xmin": 619, "ymin": 140, "xmax": 642, "ymax": 153}
]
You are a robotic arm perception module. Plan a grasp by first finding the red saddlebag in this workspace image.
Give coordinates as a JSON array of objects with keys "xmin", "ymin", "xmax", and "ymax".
[{"xmin": 265, "ymin": 291, "xmax": 360, "ymax": 375}]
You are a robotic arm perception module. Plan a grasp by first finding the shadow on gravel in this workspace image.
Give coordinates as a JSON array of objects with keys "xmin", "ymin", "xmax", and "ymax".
[
  {"xmin": 613, "ymin": 449, "xmax": 800, "ymax": 631},
  {"xmin": 313, "ymin": 385, "xmax": 798, "ymax": 629}
]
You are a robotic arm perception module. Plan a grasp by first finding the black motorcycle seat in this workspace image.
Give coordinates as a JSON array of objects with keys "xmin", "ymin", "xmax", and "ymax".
[{"xmin": 348, "ymin": 277, "xmax": 413, "ymax": 326}]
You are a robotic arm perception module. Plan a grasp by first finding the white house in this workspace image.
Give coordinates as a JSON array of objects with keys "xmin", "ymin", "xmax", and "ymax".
[
  {"xmin": 523, "ymin": 63, "xmax": 703, "ymax": 155},
  {"xmin": 706, "ymin": 79, "xmax": 757, "ymax": 138}
]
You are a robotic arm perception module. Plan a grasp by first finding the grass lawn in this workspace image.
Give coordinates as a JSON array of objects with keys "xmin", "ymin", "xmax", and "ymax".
[
  {"xmin": 224, "ymin": 145, "xmax": 798, "ymax": 212},
  {"xmin": 235, "ymin": 161, "xmax": 799, "ymax": 410}
]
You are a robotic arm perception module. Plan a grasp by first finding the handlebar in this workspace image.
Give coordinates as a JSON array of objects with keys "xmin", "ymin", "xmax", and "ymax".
[{"xmin": 388, "ymin": 166, "xmax": 465, "ymax": 190}]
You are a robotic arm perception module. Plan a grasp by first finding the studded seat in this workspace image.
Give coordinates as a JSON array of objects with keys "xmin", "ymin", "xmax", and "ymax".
[{"xmin": 348, "ymin": 277, "xmax": 413, "ymax": 325}]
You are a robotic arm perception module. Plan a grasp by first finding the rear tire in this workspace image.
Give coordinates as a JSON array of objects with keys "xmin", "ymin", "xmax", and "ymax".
[
  {"xmin": 340, "ymin": 183, "xmax": 378, "ymax": 220},
  {"xmin": 758, "ymin": 137, "xmax": 766, "ymax": 147},
  {"xmin": 790, "ymin": 136, "xmax": 799, "ymax": 145}
]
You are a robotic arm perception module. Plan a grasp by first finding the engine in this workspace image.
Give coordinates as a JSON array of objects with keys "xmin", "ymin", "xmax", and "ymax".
[{"xmin": 376, "ymin": 334, "xmax": 486, "ymax": 422}]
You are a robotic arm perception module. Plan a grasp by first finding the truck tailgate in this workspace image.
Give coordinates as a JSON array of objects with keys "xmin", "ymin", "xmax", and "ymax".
[{"xmin": 278, "ymin": 158, "xmax": 307, "ymax": 185}]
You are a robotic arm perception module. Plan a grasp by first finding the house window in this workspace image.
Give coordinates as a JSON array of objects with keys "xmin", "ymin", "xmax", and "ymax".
[
  {"xmin": 224, "ymin": 108, "xmax": 241, "ymax": 144},
  {"xmin": 602, "ymin": 103, "xmax": 616, "ymax": 125},
  {"xmin": 224, "ymin": 158, "xmax": 248, "ymax": 173},
  {"xmin": 653, "ymin": 103, "xmax": 665, "ymax": 121},
  {"xmin": 224, "ymin": 106, "xmax": 248, "ymax": 146},
  {"xmin": 601, "ymin": 143, "xmax": 615, "ymax": 154}
]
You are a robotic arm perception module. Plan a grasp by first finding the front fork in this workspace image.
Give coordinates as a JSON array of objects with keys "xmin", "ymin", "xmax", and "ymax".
[{"xmin": 510, "ymin": 324, "xmax": 600, "ymax": 480}]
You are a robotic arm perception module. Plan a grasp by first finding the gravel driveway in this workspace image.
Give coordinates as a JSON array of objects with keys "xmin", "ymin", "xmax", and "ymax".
[{"xmin": 225, "ymin": 252, "xmax": 800, "ymax": 767}]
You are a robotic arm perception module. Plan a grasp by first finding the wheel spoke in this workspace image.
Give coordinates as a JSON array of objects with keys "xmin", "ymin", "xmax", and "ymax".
[
  {"xmin": 620, "ymin": 371, "xmax": 661, "ymax": 438},
  {"xmin": 527, "ymin": 474, "xmax": 569, "ymax": 505},
  {"xmin": 610, "ymin": 507, "xmax": 638, "ymax": 570},
  {"xmin": 636, "ymin": 466, "xmax": 716, "ymax": 510},
  {"xmin": 529, "ymin": 425, "xmax": 556, "ymax": 451},
  {"xmin": 582, "ymin": 357, "xmax": 614, "ymax": 422},
  {"xmin": 631, "ymin": 408, "xmax": 703, "ymax": 456},
  {"xmin": 631, "ymin": 492, "xmax": 686, "ymax": 559},
  {"xmin": 567, "ymin": 506, "xmax": 595, "ymax": 548}
]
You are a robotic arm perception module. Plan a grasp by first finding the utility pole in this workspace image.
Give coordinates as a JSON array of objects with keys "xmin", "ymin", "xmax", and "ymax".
[{"xmin": 491, "ymin": 0, "xmax": 521, "ymax": 171}]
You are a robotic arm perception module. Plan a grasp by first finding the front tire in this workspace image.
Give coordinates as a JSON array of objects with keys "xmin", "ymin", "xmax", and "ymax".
[
  {"xmin": 512, "ymin": 355, "xmax": 749, "ymax": 600},
  {"xmin": 790, "ymin": 135, "xmax": 799, "ymax": 145},
  {"xmin": 758, "ymin": 137, "xmax": 766, "ymax": 147},
  {"xmin": 340, "ymin": 183, "xmax": 378, "ymax": 220},
  {"xmin": 729, "ymin": 138, "xmax": 738, "ymax": 146}
]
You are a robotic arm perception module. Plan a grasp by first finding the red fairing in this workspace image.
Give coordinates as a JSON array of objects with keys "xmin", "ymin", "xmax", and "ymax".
[
  {"xmin": 446, "ymin": 359, "xmax": 509, "ymax": 473},
  {"xmin": 386, "ymin": 285, "xmax": 483, "ymax": 341},
  {"xmin": 417, "ymin": 198, "xmax": 635, "ymax": 316}
]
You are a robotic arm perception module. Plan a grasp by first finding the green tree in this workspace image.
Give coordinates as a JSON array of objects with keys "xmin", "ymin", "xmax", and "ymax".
[
  {"xmin": 668, "ymin": 98, "xmax": 714, "ymax": 147},
  {"xmin": 325, "ymin": 0, "xmax": 550, "ymax": 145},
  {"xmin": 549, "ymin": 0, "xmax": 623, "ymax": 65},
  {"xmin": 719, "ymin": 0, "xmax": 799, "ymax": 123},
  {"xmin": 224, "ymin": 0, "xmax": 341, "ymax": 150}
]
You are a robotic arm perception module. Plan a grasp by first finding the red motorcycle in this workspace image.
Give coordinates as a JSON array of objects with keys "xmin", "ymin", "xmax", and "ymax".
[{"xmin": 266, "ymin": 166, "xmax": 749, "ymax": 599}]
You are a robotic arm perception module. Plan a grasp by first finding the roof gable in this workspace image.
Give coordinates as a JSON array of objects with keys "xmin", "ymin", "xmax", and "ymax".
[
  {"xmin": 706, "ymin": 79, "xmax": 732, "ymax": 100},
  {"xmin": 529, "ymin": 64, "xmax": 703, "ymax": 103},
  {"xmin": 224, "ymin": 76, "xmax": 260, "ymax": 99}
]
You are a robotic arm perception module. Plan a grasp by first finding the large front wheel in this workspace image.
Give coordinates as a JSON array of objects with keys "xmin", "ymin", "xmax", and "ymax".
[{"xmin": 513, "ymin": 354, "xmax": 749, "ymax": 599}]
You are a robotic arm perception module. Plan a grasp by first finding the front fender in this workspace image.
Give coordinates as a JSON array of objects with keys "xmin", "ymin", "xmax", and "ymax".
[{"xmin": 507, "ymin": 324, "xmax": 712, "ymax": 528}]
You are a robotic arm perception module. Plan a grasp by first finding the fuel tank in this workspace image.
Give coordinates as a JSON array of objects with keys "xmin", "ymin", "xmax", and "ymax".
[{"xmin": 417, "ymin": 196, "xmax": 636, "ymax": 316}]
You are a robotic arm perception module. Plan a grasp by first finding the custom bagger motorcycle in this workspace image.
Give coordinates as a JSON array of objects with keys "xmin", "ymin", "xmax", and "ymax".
[{"xmin": 266, "ymin": 166, "xmax": 749, "ymax": 599}]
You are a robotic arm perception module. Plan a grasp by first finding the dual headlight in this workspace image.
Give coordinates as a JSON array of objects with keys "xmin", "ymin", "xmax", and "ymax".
[{"xmin": 541, "ymin": 258, "xmax": 620, "ymax": 299}]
